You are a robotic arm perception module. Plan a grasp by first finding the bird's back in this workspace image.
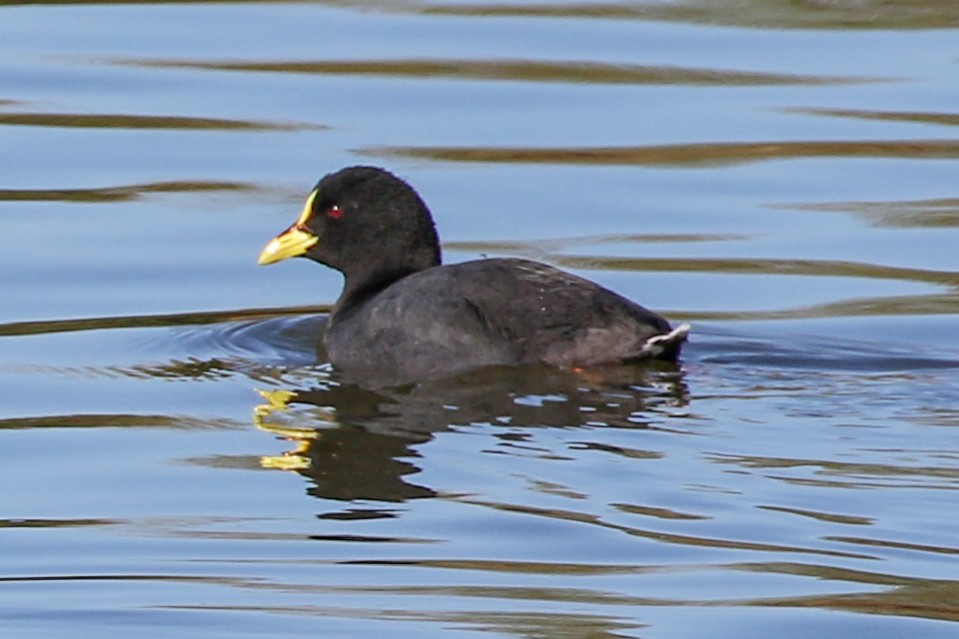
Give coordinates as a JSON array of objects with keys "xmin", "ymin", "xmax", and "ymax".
[
  {"xmin": 445, "ymin": 258, "xmax": 676, "ymax": 366},
  {"xmin": 324, "ymin": 257, "xmax": 681, "ymax": 382}
]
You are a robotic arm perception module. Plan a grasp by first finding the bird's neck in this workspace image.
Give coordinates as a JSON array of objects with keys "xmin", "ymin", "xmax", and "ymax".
[
  {"xmin": 328, "ymin": 247, "xmax": 441, "ymax": 322},
  {"xmin": 329, "ymin": 265, "xmax": 422, "ymax": 324}
]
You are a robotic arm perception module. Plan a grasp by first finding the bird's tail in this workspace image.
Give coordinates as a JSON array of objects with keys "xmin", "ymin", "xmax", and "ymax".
[{"xmin": 638, "ymin": 323, "xmax": 691, "ymax": 360}]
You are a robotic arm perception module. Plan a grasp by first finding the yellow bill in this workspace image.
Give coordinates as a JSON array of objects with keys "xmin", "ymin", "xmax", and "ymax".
[
  {"xmin": 257, "ymin": 190, "xmax": 320, "ymax": 265},
  {"xmin": 257, "ymin": 226, "xmax": 318, "ymax": 265}
]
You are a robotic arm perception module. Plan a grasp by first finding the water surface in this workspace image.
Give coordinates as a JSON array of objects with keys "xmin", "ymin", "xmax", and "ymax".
[{"xmin": 1, "ymin": 2, "xmax": 958, "ymax": 637}]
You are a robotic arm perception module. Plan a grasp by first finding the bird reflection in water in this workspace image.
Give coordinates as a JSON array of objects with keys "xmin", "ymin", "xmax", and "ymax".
[{"xmin": 253, "ymin": 363, "xmax": 690, "ymax": 505}]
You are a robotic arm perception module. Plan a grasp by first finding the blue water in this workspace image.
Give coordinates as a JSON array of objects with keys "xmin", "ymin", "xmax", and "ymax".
[{"xmin": 2, "ymin": 2, "xmax": 958, "ymax": 637}]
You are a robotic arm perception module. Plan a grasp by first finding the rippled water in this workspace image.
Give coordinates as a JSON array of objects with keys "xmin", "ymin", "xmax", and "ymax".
[{"xmin": 2, "ymin": 2, "xmax": 958, "ymax": 637}]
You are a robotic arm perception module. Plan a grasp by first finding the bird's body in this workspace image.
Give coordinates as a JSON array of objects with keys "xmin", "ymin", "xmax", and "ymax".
[
  {"xmin": 326, "ymin": 257, "xmax": 681, "ymax": 379},
  {"xmin": 259, "ymin": 166, "xmax": 688, "ymax": 383}
]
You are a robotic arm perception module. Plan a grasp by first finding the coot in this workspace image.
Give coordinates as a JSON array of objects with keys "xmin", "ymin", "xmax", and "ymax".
[{"xmin": 259, "ymin": 166, "xmax": 689, "ymax": 382}]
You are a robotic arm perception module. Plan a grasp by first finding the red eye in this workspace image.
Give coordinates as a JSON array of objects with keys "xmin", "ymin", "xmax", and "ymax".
[{"xmin": 328, "ymin": 205, "xmax": 344, "ymax": 219}]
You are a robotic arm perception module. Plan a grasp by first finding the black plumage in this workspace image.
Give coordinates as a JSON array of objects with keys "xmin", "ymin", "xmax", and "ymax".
[{"xmin": 259, "ymin": 166, "xmax": 689, "ymax": 382}]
